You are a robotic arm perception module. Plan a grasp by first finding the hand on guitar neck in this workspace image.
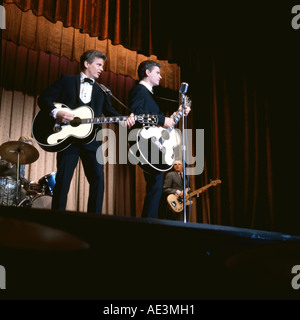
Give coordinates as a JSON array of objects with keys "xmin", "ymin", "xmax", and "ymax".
[
  {"xmin": 163, "ymin": 117, "xmax": 175, "ymax": 128},
  {"xmin": 174, "ymin": 104, "xmax": 191, "ymax": 118},
  {"xmin": 162, "ymin": 102, "xmax": 191, "ymax": 128},
  {"xmin": 169, "ymin": 101, "xmax": 191, "ymax": 125}
]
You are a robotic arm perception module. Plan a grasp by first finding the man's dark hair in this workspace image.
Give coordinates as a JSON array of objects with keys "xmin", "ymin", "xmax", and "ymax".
[
  {"xmin": 138, "ymin": 60, "xmax": 161, "ymax": 81},
  {"xmin": 80, "ymin": 50, "xmax": 107, "ymax": 70}
]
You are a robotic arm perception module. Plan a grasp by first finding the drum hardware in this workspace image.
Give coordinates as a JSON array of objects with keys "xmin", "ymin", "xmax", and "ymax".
[
  {"xmin": 0, "ymin": 141, "xmax": 39, "ymax": 206},
  {"xmin": 18, "ymin": 194, "xmax": 52, "ymax": 210},
  {"xmin": 25, "ymin": 181, "xmax": 42, "ymax": 195},
  {"xmin": 18, "ymin": 172, "xmax": 56, "ymax": 209}
]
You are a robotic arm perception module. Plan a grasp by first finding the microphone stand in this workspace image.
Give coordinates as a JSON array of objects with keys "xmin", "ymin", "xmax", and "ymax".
[
  {"xmin": 96, "ymin": 82, "xmax": 131, "ymax": 112},
  {"xmin": 181, "ymin": 94, "xmax": 187, "ymax": 223}
]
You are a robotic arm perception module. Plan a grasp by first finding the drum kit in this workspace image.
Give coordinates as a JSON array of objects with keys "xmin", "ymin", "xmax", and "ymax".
[{"xmin": 0, "ymin": 140, "xmax": 56, "ymax": 209}]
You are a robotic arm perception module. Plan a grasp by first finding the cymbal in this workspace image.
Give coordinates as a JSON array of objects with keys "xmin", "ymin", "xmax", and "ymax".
[{"xmin": 0, "ymin": 141, "xmax": 39, "ymax": 164}]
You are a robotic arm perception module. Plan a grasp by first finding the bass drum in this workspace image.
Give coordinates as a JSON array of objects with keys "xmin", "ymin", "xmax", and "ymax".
[
  {"xmin": 38, "ymin": 172, "xmax": 56, "ymax": 195},
  {"xmin": 18, "ymin": 195, "xmax": 52, "ymax": 210}
]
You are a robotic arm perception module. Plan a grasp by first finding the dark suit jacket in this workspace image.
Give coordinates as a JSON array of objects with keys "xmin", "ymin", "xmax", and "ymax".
[
  {"xmin": 38, "ymin": 74, "xmax": 120, "ymax": 120},
  {"xmin": 163, "ymin": 171, "xmax": 185, "ymax": 195},
  {"xmin": 129, "ymin": 84, "xmax": 165, "ymax": 127}
]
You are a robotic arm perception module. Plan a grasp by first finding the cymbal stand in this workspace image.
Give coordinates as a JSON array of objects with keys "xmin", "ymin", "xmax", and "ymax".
[{"xmin": 10, "ymin": 148, "xmax": 21, "ymax": 205}]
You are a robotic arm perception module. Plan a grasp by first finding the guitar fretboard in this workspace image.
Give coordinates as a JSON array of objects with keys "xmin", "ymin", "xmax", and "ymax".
[
  {"xmin": 81, "ymin": 116, "xmax": 129, "ymax": 124},
  {"xmin": 169, "ymin": 109, "xmax": 184, "ymax": 131}
]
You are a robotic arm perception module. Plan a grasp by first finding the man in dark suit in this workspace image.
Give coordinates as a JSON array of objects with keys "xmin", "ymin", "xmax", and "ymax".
[
  {"xmin": 129, "ymin": 60, "xmax": 177, "ymax": 218},
  {"xmin": 38, "ymin": 49, "xmax": 135, "ymax": 213}
]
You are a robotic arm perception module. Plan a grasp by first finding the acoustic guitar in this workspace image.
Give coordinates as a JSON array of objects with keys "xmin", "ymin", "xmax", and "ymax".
[{"xmin": 32, "ymin": 103, "xmax": 158, "ymax": 152}]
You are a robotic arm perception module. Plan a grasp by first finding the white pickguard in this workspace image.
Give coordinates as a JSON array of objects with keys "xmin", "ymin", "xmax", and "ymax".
[
  {"xmin": 47, "ymin": 105, "xmax": 93, "ymax": 145},
  {"xmin": 139, "ymin": 126, "xmax": 181, "ymax": 166}
]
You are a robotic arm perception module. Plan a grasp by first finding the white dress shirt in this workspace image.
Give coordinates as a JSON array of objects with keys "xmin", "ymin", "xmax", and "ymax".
[{"xmin": 80, "ymin": 72, "xmax": 94, "ymax": 104}]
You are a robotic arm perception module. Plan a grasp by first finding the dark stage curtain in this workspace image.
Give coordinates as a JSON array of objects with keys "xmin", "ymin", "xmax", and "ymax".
[{"xmin": 4, "ymin": 0, "xmax": 153, "ymax": 54}]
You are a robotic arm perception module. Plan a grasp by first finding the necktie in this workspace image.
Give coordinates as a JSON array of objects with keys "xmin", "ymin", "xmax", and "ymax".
[{"xmin": 84, "ymin": 78, "xmax": 93, "ymax": 84}]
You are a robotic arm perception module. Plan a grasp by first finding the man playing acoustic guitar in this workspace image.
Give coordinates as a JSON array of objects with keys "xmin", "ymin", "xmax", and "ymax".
[
  {"xmin": 129, "ymin": 61, "xmax": 191, "ymax": 219},
  {"xmin": 37, "ymin": 49, "xmax": 135, "ymax": 213}
]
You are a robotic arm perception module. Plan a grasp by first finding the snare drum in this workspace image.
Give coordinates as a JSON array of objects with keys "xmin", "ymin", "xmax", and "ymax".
[
  {"xmin": 38, "ymin": 172, "xmax": 56, "ymax": 195},
  {"xmin": 18, "ymin": 194, "xmax": 52, "ymax": 210},
  {"xmin": 0, "ymin": 176, "xmax": 19, "ymax": 206}
]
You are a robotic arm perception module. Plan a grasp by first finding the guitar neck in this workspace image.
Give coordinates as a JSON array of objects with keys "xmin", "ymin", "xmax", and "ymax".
[
  {"xmin": 168, "ymin": 98, "xmax": 191, "ymax": 132},
  {"xmin": 168, "ymin": 109, "xmax": 184, "ymax": 132},
  {"xmin": 79, "ymin": 114, "xmax": 157, "ymax": 125},
  {"xmin": 190, "ymin": 183, "xmax": 215, "ymax": 197},
  {"xmin": 81, "ymin": 115, "xmax": 129, "ymax": 125}
]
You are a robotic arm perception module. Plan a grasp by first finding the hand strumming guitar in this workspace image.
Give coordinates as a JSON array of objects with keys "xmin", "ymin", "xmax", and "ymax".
[{"xmin": 56, "ymin": 110, "xmax": 74, "ymax": 124}]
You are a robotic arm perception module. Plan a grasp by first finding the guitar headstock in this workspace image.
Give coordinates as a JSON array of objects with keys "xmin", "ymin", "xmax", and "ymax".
[
  {"xmin": 210, "ymin": 179, "xmax": 222, "ymax": 186},
  {"xmin": 137, "ymin": 114, "xmax": 158, "ymax": 125}
]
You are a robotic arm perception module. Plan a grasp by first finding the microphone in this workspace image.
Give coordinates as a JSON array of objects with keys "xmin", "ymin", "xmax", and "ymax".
[
  {"xmin": 98, "ymin": 83, "xmax": 112, "ymax": 95},
  {"xmin": 179, "ymin": 82, "xmax": 189, "ymax": 104},
  {"xmin": 179, "ymin": 82, "xmax": 189, "ymax": 95}
]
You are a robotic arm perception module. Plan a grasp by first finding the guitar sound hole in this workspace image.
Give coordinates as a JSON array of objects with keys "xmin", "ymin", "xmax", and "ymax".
[{"xmin": 70, "ymin": 117, "xmax": 82, "ymax": 127}]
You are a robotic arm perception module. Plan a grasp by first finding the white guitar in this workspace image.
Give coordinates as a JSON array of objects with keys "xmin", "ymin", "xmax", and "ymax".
[
  {"xmin": 132, "ymin": 97, "xmax": 191, "ymax": 174},
  {"xmin": 32, "ymin": 103, "xmax": 158, "ymax": 152}
]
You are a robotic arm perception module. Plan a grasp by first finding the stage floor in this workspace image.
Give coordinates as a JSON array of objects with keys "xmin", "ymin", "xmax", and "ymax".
[{"xmin": 1, "ymin": 205, "xmax": 300, "ymax": 299}]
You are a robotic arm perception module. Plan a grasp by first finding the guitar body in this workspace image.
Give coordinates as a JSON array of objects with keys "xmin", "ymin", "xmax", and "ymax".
[
  {"xmin": 130, "ymin": 126, "xmax": 181, "ymax": 174},
  {"xmin": 33, "ymin": 103, "xmax": 159, "ymax": 153},
  {"xmin": 167, "ymin": 188, "xmax": 192, "ymax": 213},
  {"xmin": 130, "ymin": 97, "xmax": 191, "ymax": 174},
  {"xmin": 32, "ymin": 104, "xmax": 95, "ymax": 152}
]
